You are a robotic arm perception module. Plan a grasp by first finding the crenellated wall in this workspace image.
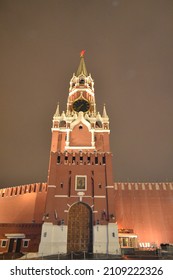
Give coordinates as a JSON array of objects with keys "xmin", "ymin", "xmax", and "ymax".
[
  {"xmin": 0, "ymin": 181, "xmax": 173, "ymax": 251},
  {"xmin": 114, "ymin": 182, "xmax": 173, "ymax": 246},
  {"xmin": 0, "ymin": 183, "xmax": 47, "ymax": 223}
]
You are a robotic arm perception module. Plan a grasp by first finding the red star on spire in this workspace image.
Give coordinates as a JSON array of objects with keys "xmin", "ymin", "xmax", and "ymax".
[{"xmin": 80, "ymin": 50, "xmax": 86, "ymax": 57}]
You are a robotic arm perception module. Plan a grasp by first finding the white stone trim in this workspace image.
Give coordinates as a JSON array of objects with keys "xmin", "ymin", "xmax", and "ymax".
[
  {"xmin": 105, "ymin": 186, "xmax": 114, "ymax": 189},
  {"xmin": 69, "ymin": 195, "xmax": 92, "ymax": 198},
  {"xmin": 52, "ymin": 127, "xmax": 110, "ymax": 133},
  {"xmin": 51, "ymin": 128, "xmax": 67, "ymax": 132},
  {"xmin": 69, "ymin": 88, "xmax": 94, "ymax": 97},
  {"xmin": 94, "ymin": 196, "xmax": 106, "ymax": 198},
  {"xmin": 94, "ymin": 129, "xmax": 110, "ymax": 133},
  {"xmin": 77, "ymin": 191, "xmax": 85, "ymax": 196},
  {"xmin": 48, "ymin": 185, "xmax": 56, "ymax": 188},
  {"xmin": 5, "ymin": 233, "xmax": 25, "ymax": 238},
  {"xmin": 54, "ymin": 195, "xmax": 68, "ymax": 198},
  {"xmin": 70, "ymin": 111, "xmax": 91, "ymax": 130},
  {"xmin": 65, "ymin": 146, "xmax": 95, "ymax": 150}
]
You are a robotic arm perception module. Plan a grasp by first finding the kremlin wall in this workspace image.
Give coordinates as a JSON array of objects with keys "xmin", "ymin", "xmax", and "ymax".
[
  {"xmin": 0, "ymin": 181, "xmax": 172, "ymax": 254},
  {"xmin": 114, "ymin": 182, "xmax": 173, "ymax": 247},
  {"xmin": 0, "ymin": 183, "xmax": 47, "ymax": 253}
]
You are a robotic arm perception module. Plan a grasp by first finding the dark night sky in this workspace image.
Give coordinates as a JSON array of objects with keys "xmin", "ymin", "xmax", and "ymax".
[{"xmin": 0, "ymin": 0, "xmax": 173, "ymax": 188}]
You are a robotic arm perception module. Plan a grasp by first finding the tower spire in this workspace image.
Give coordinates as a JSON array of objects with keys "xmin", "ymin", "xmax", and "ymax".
[
  {"xmin": 102, "ymin": 103, "xmax": 108, "ymax": 118},
  {"xmin": 76, "ymin": 50, "xmax": 88, "ymax": 76},
  {"xmin": 54, "ymin": 102, "xmax": 60, "ymax": 117}
]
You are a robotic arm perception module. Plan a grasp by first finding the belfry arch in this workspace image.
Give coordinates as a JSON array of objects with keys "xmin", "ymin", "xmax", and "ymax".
[{"xmin": 67, "ymin": 202, "xmax": 93, "ymax": 253}]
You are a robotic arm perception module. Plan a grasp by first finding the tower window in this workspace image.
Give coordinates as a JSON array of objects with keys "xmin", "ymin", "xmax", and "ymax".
[
  {"xmin": 95, "ymin": 157, "xmax": 98, "ymax": 164},
  {"xmin": 99, "ymin": 183, "xmax": 102, "ymax": 189},
  {"xmin": 80, "ymin": 156, "xmax": 83, "ymax": 163},
  {"xmin": 72, "ymin": 156, "xmax": 75, "ymax": 164},
  {"xmin": 59, "ymin": 121, "xmax": 66, "ymax": 127},
  {"xmin": 39, "ymin": 184, "xmax": 42, "ymax": 192},
  {"xmin": 1, "ymin": 240, "xmax": 7, "ymax": 247},
  {"xmin": 102, "ymin": 156, "xmax": 106, "ymax": 164},
  {"xmin": 60, "ymin": 183, "xmax": 63, "ymax": 188},
  {"xmin": 65, "ymin": 156, "xmax": 68, "ymax": 163},
  {"xmin": 87, "ymin": 156, "xmax": 90, "ymax": 164},
  {"xmin": 79, "ymin": 125, "xmax": 83, "ymax": 129},
  {"xmin": 23, "ymin": 240, "xmax": 29, "ymax": 248},
  {"xmin": 79, "ymin": 79, "xmax": 85, "ymax": 85},
  {"xmin": 57, "ymin": 155, "xmax": 61, "ymax": 164},
  {"xmin": 29, "ymin": 185, "xmax": 32, "ymax": 193},
  {"xmin": 96, "ymin": 121, "xmax": 102, "ymax": 128}
]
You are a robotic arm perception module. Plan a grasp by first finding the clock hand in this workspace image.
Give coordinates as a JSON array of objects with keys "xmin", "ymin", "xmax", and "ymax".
[{"xmin": 78, "ymin": 104, "xmax": 83, "ymax": 111}]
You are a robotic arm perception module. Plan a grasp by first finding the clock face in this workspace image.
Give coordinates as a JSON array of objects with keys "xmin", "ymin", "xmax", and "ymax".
[{"xmin": 72, "ymin": 99, "xmax": 90, "ymax": 112}]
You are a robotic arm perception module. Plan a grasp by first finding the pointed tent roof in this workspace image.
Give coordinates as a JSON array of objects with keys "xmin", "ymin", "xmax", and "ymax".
[
  {"xmin": 54, "ymin": 102, "xmax": 60, "ymax": 117},
  {"xmin": 76, "ymin": 50, "xmax": 88, "ymax": 76},
  {"xmin": 102, "ymin": 104, "xmax": 108, "ymax": 118}
]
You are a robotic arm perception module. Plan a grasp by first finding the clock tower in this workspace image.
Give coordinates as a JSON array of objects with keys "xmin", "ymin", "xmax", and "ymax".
[{"xmin": 39, "ymin": 51, "xmax": 120, "ymax": 256}]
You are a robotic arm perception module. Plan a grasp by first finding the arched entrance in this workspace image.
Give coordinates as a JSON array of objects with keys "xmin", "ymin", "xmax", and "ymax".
[{"xmin": 67, "ymin": 202, "xmax": 92, "ymax": 253}]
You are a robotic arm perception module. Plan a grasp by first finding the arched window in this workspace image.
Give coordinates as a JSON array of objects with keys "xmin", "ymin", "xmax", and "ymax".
[
  {"xmin": 79, "ymin": 78, "xmax": 85, "ymax": 85},
  {"xmin": 95, "ymin": 121, "xmax": 102, "ymax": 128},
  {"xmin": 59, "ymin": 120, "xmax": 66, "ymax": 127}
]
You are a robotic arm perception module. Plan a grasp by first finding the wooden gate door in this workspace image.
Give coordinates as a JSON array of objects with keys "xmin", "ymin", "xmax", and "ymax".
[{"xmin": 67, "ymin": 202, "xmax": 92, "ymax": 253}]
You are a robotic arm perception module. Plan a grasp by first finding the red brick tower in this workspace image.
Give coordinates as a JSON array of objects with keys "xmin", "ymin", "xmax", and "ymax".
[{"xmin": 39, "ymin": 51, "xmax": 120, "ymax": 255}]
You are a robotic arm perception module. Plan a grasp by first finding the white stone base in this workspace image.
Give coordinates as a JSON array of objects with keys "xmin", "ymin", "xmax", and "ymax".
[
  {"xmin": 39, "ymin": 222, "xmax": 120, "ymax": 256},
  {"xmin": 93, "ymin": 223, "xmax": 120, "ymax": 255},
  {"xmin": 38, "ymin": 223, "xmax": 67, "ymax": 256}
]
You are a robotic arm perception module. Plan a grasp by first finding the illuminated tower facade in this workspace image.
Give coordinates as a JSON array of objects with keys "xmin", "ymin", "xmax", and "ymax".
[{"xmin": 39, "ymin": 51, "xmax": 120, "ymax": 255}]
